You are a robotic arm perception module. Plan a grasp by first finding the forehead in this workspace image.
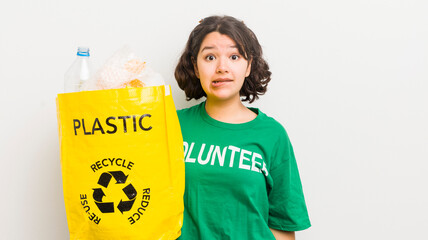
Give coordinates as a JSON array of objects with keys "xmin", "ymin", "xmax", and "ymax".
[{"xmin": 199, "ymin": 32, "xmax": 237, "ymax": 51}]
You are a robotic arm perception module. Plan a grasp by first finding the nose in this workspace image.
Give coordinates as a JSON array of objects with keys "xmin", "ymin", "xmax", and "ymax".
[{"xmin": 216, "ymin": 57, "xmax": 229, "ymax": 73}]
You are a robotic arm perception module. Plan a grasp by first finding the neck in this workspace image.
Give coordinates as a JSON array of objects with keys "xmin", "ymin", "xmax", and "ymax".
[{"xmin": 205, "ymin": 97, "xmax": 257, "ymax": 123}]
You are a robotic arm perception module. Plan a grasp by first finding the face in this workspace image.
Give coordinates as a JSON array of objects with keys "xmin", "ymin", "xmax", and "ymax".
[{"xmin": 194, "ymin": 32, "xmax": 251, "ymax": 103}]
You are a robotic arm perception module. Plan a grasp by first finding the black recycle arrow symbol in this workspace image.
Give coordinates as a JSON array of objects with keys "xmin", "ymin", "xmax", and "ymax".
[
  {"xmin": 118, "ymin": 184, "xmax": 137, "ymax": 214},
  {"xmin": 109, "ymin": 171, "xmax": 128, "ymax": 184},
  {"xmin": 93, "ymin": 170, "xmax": 136, "ymax": 214},
  {"xmin": 122, "ymin": 183, "xmax": 137, "ymax": 199},
  {"xmin": 97, "ymin": 171, "xmax": 128, "ymax": 188},
  {"xmin": 117, "ymin": 199, "xmax": 135, "ymax": 213},
  {"xmin": 97, "ymin": 172, "xmax": 112, "ymax": 188},
  {"xmin": 93, "ymin": 188, "xmax": 105, "ymax": 202},
  {"xmin": 95, "ymin": 201, "xmax": 115, "ymax": 213},
  {"xmin": 93, "ymin": 188, "xmax": 115, "ymax": 213}
]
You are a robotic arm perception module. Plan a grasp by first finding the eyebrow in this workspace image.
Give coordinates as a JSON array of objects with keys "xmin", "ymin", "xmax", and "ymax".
[{"xmin": 200, "ymin": 45, "xmax": 238, "ymax": 53}]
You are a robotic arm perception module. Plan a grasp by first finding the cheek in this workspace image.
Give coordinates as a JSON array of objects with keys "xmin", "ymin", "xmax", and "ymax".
[
  {"xmin": 197, "ymin": 64, "xmax": 214, "ymax": 80},
  {"xmin": 199, "ymin": 77, "xmax": 210, "ymax": 91},
  {"xmin": 238, "ymin": 65, "xmax": 250, "ymax": 80}
]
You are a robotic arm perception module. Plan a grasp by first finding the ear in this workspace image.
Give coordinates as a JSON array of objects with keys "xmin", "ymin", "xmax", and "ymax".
[
  {"xmin": 191, "ymin": 57, "xmax": 200, "ymax": 78},
  {"xmin": 245, "ymin": 58, "xmax": 252, "ymax": 77}
]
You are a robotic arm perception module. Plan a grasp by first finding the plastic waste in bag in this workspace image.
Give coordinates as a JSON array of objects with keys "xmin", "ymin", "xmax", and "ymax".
[
  {"xmin": 64, "ymin": 47, "xmax": 93, "ymax": 93},
  {"xmin": 57, "ymin": 86, "xmax": 184, "ymax": 239},
  {"xmin": 81, "ymin": 46, "xmax": 164, "ymax": 91}
]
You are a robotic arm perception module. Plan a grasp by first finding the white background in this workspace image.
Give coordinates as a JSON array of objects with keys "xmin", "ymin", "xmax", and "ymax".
[{"xmin": 1, "ymin": 0, "xmax": 427, "ymax": 239}]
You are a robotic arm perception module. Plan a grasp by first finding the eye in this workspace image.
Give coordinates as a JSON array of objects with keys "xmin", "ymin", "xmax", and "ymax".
[
  {"xmin": 205, "ymin": 55, "xmax": 216, "ymax": 61},
  {"xmin": 230, "ymin": 55, "xmax": 240, "ymax": 60}
]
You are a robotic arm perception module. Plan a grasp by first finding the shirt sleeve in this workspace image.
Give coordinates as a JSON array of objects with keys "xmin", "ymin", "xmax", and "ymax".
[{"xmin": 267, "ymin": 127, "xmax": 311, "ymax": 231}]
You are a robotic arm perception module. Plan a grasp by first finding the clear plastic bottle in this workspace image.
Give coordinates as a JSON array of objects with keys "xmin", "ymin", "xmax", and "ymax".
[{"xmin": 64, "ymin": 47, "xmax": 92, "ymax": 93}]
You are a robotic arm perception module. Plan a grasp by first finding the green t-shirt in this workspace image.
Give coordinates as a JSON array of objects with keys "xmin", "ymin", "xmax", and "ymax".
[{"xmin": 177, "ymin": 102, "xmax": 310, "ymax": 239}]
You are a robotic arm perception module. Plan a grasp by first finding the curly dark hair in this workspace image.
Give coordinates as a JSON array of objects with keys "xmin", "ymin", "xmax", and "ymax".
[{"xmin": 175, "ymin": 15, "xmax": 271, "ymax": 103}]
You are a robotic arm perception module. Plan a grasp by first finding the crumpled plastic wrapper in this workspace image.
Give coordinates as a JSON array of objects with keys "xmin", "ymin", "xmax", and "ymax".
[{"xmin": 82, "ymin": 46, "xmax": 164, "ymax": 91}]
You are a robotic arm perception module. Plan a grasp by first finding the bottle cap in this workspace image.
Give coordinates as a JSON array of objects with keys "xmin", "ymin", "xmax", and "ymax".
[{"xmin": 77, "ymin": 47, "xmax": 90, "ymax": 56}]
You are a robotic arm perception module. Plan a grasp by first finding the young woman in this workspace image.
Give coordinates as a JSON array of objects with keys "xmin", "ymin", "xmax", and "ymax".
[{"xmin": 174, "ymin": 15, "xmax": 311, "ymax": 240}]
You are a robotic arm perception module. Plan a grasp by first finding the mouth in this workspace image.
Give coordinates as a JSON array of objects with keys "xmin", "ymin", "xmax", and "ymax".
[
  {"xmin": 212, "ymin": 79, "xmax": 232, "ymax": 87},
  {"xmin": 213, "ymin": 78, "xmax": 232, "ymax": 84}
]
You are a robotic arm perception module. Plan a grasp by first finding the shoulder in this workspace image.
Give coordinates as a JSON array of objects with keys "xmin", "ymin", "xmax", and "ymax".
[
  {"xmin": 177, "ymin": 102, "xmax": 202, "ymax": 118},
  {"xmin": 254, "ymin": 108, "xmax": 289, "ymax": 137},
  {"xmin": 252, "ymin": 109, "xmax": 295, "ymax": 154},
  {"xmin": 176, "ymin": 102, "xmax": 205, "ymax": 128}
]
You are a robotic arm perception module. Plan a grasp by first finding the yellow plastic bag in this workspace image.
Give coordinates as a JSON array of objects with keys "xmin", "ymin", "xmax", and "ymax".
[{"xmin": 56, "ymin": 86, "xmax": 184, "ymax": 240}]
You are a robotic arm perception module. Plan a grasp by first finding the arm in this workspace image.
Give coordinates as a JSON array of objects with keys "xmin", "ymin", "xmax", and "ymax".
[{"xmin": 270, "ymin": 228, "xmax": 295, "ymax": 240}]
